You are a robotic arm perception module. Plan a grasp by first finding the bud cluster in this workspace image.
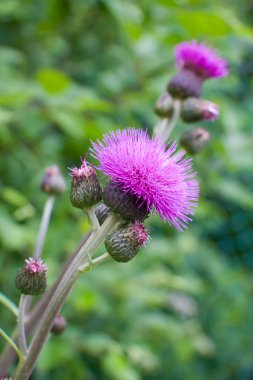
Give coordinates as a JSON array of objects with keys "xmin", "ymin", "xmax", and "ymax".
[{"xmin": 154, "ymin": 41, "xmax": 228, "ymax": 155}]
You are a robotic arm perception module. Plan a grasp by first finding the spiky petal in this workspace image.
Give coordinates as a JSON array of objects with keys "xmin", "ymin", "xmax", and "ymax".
[
  {"xmin": 175, "ymin": 41, "xmax": 229, "ymax": 79},
  {"xmin": 90, "ymin": 129, "xmax": 199, "ymax": 231}
]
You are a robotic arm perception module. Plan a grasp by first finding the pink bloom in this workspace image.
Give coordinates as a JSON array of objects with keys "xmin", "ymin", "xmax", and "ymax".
[
  {"xmin": 25, "ymin": 258, "xmax": 47, "ymax": 274},
  {"xmin": 175, "ymin": 41, "xmax": 229, "ymax": 79},
  {"xmin": 69, "ymin": 157, "xmax": 95, "ymax": 179},
  {"xmin": 91, "ymin": 129, "xmax": 199, "ymax": 231},
  {"xmin": 202, "ymin": 101, "xmax": 219, "ymax": 121}
]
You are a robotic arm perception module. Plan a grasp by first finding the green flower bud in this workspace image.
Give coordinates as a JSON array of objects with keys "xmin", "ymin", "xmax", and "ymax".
[
  {"xmin": 70, "ymin": 158, "xmax": 102, "ymax": 209},
  {"xmin": 155, "ymin": 92, "xmax": 174, "ymax": 117},
  {"xmin": 105, "ymin": 222, "xmax": 149, "ymax": 263},
  {"xmin": 181, "ymin": 98, "xmax": 219, "ymax": 123},
  {"xmin": 41, "ymin": 165, "xmax": 66, "ymax": 195},
  {"xmin": 180, "ymin": 127, "xmax": 210, "ymax": 154},
  {"xmin": 15, "ymin": 258, "xmax": 47, "ymax": 296},
  {"xmin": 51, "ymin": 315, "xmax": 67, "ymax": 335}
]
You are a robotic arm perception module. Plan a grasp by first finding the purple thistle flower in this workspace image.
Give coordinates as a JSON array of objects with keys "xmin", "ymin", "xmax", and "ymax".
[
  {"xmin": 90, "ymin": 129, "xmax": 199, "ymax": 231},
  {"xmin": 25, "ymin": 258, "xmax": 47, "ymax": 274},
  {"xmin": 175, "ymin": 41, "xmax": 229, "ymax": 79}
]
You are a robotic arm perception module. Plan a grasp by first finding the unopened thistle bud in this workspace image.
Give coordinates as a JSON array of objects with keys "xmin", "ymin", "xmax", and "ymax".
[
  {"xmin": 105, "ymin": 222, "xmax": 149, "ymax": 262},
  {"xmin": 41, "ymin": 165, "xmax": 66, "ymax": 195},
  {"xmin": 15, "ymin": 258, "xmax": 47, "ymax": 295},
  {"xmin": 95, "ymin": 203, "xmax": 110, "ymax": 225},
  {"xmin": 51, "ymin": 314, "xmax": 67, "ymax": 335},
  {"xmin": 70, "ymin": 158, "xmax": 102, "ymax": 209},
  {"xmin": 103, "ymin": 181, "xmax": 149, "ymax": 222},
  {"xmin": 180, "ymin": 127, "xmax": 210, "ymax": 154},
  {"xmin": 181, "ymin": 98, "xmax": 219, "ymax": 123},
  {"xmin": 155, "ymin": 92, "xmax": 174, "ymax": 117}
]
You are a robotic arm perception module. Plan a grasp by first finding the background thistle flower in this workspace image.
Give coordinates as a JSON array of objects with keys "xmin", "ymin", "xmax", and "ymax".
[
  {"xmin": 91, "ymin": 129, "xmax": 199, "ymax": 231},
  {"xmin": 41, "ymin": 165, "xmax": 66, "ymax": 195},
  {"xmin": 168, "ymin": 41, "xmax": 229, "ymax": 98},
  {"xmin": 175, "ymin": 41, "xmax": 229, "ymax": 79}
]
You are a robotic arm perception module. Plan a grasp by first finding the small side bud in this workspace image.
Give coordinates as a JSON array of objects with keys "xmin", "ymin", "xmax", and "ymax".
[
  {"xmin": 154, "ymin": 92, "xmax": 174, "ymax": 117},
  {"xmin": 70, "ymin": 158, "xmax": 102, "ymax": 209},
  {"xmin": 95, "ymin": 204, "xmax": 110, "ymax": 225},
  {"xmin": 180, "ymin": 127, "xmax": 210, "ymax": 154},
  {"xmin": 105, "ymin": 222, "xmax": 149, "ymax": 263},
  {"xmin": 51, "ymin": 314, "xmax": 67, "ymax": 335},
  {"xmin": 41, "ymin": 165, "xmax": 66, "ymax": 195},
  {"xmin": 103, "ymin": 181, "xmax": 149, "ymax": 222},
  {"xmin": 181, "ymin": 98, "xmax": 219, "ymax": 123},
  {"xmin": 167, "ymin": 69, "xmax": 203, "ymax": 99},
  {"xmin": 15, "ymin": 258, "xmax": 47, "ymax": 295}
]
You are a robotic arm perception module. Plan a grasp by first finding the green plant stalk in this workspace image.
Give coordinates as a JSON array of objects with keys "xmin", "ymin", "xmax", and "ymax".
[
  {"xmin": 0, "ymin": 328, "xmax": 23, "ymax": 361},
  {"xmin": 155, "ymin": 99, "xmax": 181, "ymax": 142},
  {"xmin": 34, "ymin": 195, "xmax": 55, "ymax": 260},
  {"xmin": 0, "ymin": 292, "xmax": 19, "ymax": 317},
  {"xmin": 13, "ymin": 212, "xmax": 118, "ymax": 380},
  {"xmin": 0, "ymin": 231, "xmax": 93, "ymax": 373},
  {"xmin": 18, "ymin": 295, "xmax": 28, "ymax": 355}
]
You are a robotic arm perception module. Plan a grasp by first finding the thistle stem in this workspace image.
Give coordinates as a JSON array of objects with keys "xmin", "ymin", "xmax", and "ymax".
[
  {"xmin": 34, "ymin": 195, "xmax": 55, "ymax": 260},
  {"xmin": 86, "ymin": 206, "xmax": 100, "ymax": 231},
  {"xmin": 155, "ymin": 99, "xmax": 181, "ymax": 143},
  {"xmin": 18, "ymin": 295, "xmax": 28, "ymax": 356},
  {"xmin": 13, "ymin": 213, "xmax": 118, "ymax": 380},
  {"xmin": 0, "ymin": 328, "xmax": 23, "ymax": 361},
  {"xmin": 0, "ymin": 292, "xmax": 19, "ymax": 317},
  {"xmin": 0, "ymin": 231, "xmax": 93, "ymax": 373},
  {"xmin": 78, "ymin": 251, "xmax": 110, "ymax": 272}
]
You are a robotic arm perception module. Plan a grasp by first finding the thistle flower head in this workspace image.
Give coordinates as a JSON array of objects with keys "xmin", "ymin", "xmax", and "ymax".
[
  {"xmin": 25, "ymin": 258, "xmax": 47, "ymax": 274},
  {"xmin": 69, "ymin": 157, "xmax": 95, "ymax": 179},
  {"xmin": 175, "ymin": 41, "xmax": 229, "ymax": 79},
  {"xmin": 91, "ymin": 129, "xmax": 199, "ymax": 231}
]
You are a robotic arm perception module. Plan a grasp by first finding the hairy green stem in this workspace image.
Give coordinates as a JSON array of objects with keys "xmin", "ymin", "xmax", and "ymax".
[
  {"xmin": 0, "ymin": 292, "xmax": 19, "ymax": 317},
  {"xmin": 13, "ymin": 213, "xmax": 118, "ymax": 380},
  {"xmin": 18, "ymin": 295, "xmax": 28, "ymax": 355},
  {"xmin": 0, "ymin": 231, "xmax": 93, "ymax": 373},
  {"xmin": 0, "ymin": 328, "xmax": 23, "ymax": 361},
  {"xmin": 87, "ymin": 206, "xmax": 100, "ymax": 231},
  {"xmin": 155, "ymin": 99, "xmax": 181, "ymax": 143},
  {"xmin": 34, "ymin": 195, "xmax": 55, "ymax": 260},
  {"xmin": 78, "ymin": 251, "xmax": 110, "ymax": 272}
]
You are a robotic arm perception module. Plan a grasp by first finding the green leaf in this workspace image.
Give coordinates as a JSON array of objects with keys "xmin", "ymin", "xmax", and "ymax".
[{"xmin": 36, "ymin": 68, "xmax": 71, "ymax": 94}]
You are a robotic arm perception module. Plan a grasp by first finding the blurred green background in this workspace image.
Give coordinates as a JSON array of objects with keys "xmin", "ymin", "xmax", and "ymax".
[{"xmin": 0, "ymin": 0, "xmax": 253, "ymax": 379}]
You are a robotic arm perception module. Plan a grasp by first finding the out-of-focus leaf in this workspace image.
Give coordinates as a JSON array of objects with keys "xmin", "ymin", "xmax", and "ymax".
[{"xmin": 36, "ymin": 68, "xmax": 71, "ymax": 94}]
